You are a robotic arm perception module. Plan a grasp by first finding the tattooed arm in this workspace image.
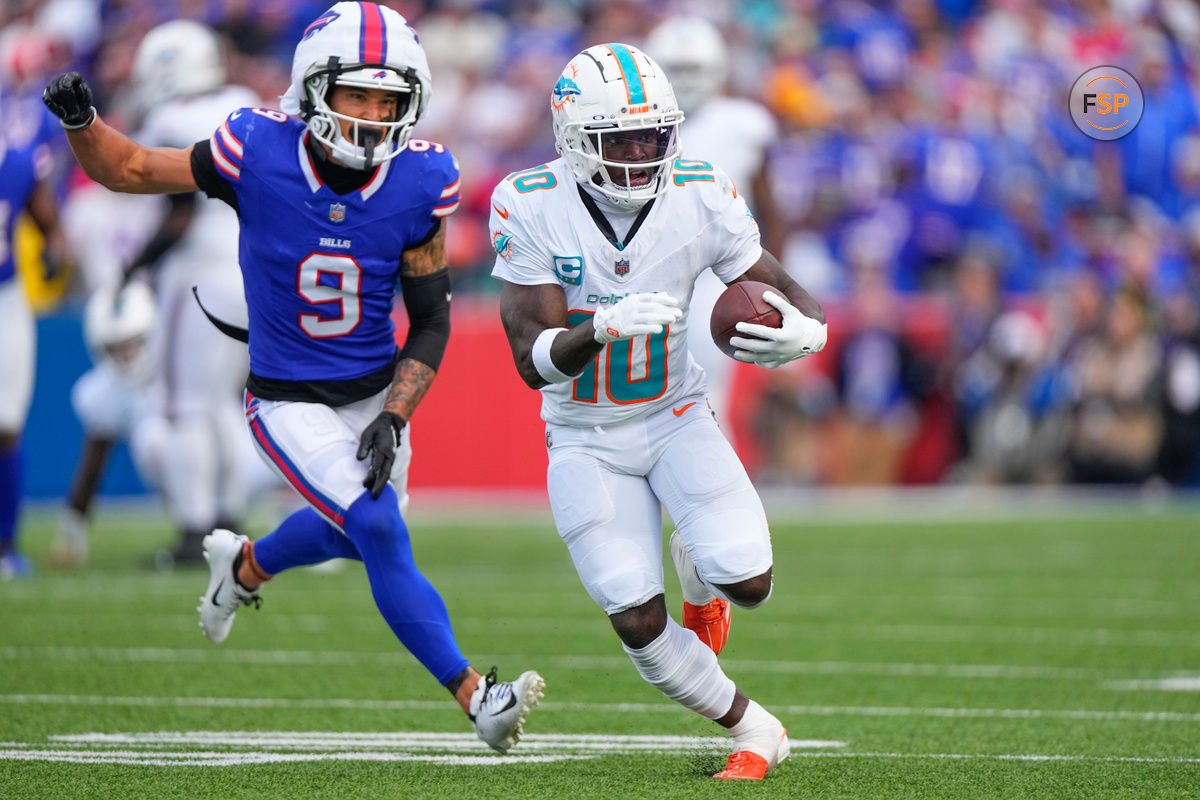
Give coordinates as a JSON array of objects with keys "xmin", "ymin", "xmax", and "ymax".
[{"xmin": 384, "ymin": 221, "xmax": 452, "ymax": 420}]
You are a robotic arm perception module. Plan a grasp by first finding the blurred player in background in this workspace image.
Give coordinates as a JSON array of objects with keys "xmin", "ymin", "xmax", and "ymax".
[
  {"xmin": 122, "ymin": 20, "xmax": 262, "ymax": 567},
  {"xmin": 492, "ymin": 44, "xmax": 825, "ymax": 780},
  {"xmin": 0, "ymin": 79, "xmax": 69, "ymax": 580},
  {"xmin": 645, "ymin": 15, "xmax": 782, "ymax": 426},
  {"xmin": 44, "ymin": 0, "xmax": 542, "ymax": 753}
]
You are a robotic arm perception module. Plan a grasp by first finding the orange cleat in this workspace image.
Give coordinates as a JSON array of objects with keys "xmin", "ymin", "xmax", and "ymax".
[
  {"xmin": 713, "ymin": 750, "xmax": 770, "ymax": 780},
  {"xmin": 682, "ymin": 597, "xmax": 731, "ymax": 655},
  {"xmin": 713, "ymin": 727, "xmax": 789, "ymax": 781}
]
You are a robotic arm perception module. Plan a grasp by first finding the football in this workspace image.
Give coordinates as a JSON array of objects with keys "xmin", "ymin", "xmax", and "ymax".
[{"xmin": 710, "ymin": 281, "xmax": 783, "ymax": 358}]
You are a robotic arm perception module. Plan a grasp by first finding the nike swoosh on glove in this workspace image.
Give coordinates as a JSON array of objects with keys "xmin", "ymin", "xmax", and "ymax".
[
  {"xmin": 356, "ymin": 411, "xmax": 406, "ymax": 499},
  {"xmin": 729, "ymin": 290, "xmax": 827, "ymax": 369},
  {"xmin": 592, "ymin": 292, "xmax": 682, "ymax": 344}
]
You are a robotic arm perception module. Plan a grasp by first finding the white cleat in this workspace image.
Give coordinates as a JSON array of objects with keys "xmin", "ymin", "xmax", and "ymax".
[
  {"xmin": 197, "ymin": 529, "xmax": 259, "ymax": 644},
  {"xmin": 469, "ymin": 667, "xmax": 545, "ymax": 753},
  {"xmin": 49, "ymin": 507, "xmax": 89, "ymax": 568}
]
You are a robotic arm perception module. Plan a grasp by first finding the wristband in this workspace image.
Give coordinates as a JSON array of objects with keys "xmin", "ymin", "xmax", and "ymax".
[
  {"xmin": 532, "ymin": 327, "xmax": 577, "ymax": 384},
  {"xmin": 61, "ymin": 107, "xmax": 97, "ymax": 132}
]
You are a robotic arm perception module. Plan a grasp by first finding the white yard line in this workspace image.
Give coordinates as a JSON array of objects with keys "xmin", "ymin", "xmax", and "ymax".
[
  {"xmin": 3, "ymin": 694, "xmax": 1199, "ymax": 722},
  {"xmin": 4, "ymin": 645, "xmax": 1186, "ymax": 680},
  {"xmin": 1110, "ymin": 677, "xmax": 1200, "ymax": 691},
  {"xmin": 786, "ymin": 751, "xmax": 1200, "ymax": 764},
  {"xmin": 0, "ymin": 730, "xmax": 1195, "ymax": 767}
]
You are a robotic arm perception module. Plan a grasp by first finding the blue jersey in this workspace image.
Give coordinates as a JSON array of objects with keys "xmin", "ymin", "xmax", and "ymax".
[
  {"xmin": 197, "ymin": 107, "xmax": 459, "ymax": 393},
  {"xmin": 0, "ymin": 101, "xmax": 57, "ymax": 285}
]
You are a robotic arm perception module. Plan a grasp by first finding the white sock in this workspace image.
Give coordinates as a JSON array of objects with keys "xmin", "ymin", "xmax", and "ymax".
[
  {"xmin": 727, "ymin": 699, "xmax": 785, "ymax": 762},
  {"xmin": 623, "ymin": 618, "xmax": 736, "ymax": 719}
]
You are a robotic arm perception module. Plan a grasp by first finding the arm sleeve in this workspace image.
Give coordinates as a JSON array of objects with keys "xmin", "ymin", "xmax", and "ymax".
[
  {"xmin": 397, "ymin": 270, "xmax": 451, "ymax": 372},
  {"xmin": 190, "ymin": 139, "xmax": 238, "ymax": 211}
]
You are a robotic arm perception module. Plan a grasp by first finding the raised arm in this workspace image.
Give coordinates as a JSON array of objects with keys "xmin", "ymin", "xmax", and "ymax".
[{"xmin": 43, "ymin": 73, "xmax": 198, "ymax": 195}]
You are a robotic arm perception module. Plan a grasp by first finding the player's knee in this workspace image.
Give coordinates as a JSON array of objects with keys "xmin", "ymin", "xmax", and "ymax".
[
  {"xmin": 609, "ymin": 595, "xmax": 668, "ymax": 649},
  {"xmin": 717, "ymin": 567, "xmax": 773, "ymax": 609},
  {"xmin": 343, "ymin": 485, "xmax": 404, "ymax": 549}
]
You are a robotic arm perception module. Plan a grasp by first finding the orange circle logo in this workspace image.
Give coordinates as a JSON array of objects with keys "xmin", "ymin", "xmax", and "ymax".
[{"xmin": 1069, "ymin": 66, "xmax": 1144, "ymax": 141}]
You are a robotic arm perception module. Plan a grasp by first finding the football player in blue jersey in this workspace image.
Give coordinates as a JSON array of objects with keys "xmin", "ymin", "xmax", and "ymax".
[
  {"xmin": 43, "ymin": 1, "xmax": 543, "ymax": 753},
  {"xmin": 0, "ymin": 89, "xmax": 69, "ymax": 580}
]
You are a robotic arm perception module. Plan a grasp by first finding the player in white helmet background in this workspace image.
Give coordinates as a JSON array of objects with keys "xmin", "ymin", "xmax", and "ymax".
[
  {"xmin": 53, "ymin": 174, "xmax": 281, "ymax": 568},
  {"xmin": 54, "ymin": 20, "xmax": 269, "ymax": 568},
  {"xmin": 491, "ymin": 43, "xmax": 826, "ymax": 780},
  {"xmin": 645, "ymin": 16, "xmax": 783, "ymax": 427}
]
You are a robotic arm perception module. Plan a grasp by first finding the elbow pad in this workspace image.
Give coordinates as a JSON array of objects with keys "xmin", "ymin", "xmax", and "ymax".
[{"xmin": 397, "ymin": 270, "xmax": 451, "ymax": 371}]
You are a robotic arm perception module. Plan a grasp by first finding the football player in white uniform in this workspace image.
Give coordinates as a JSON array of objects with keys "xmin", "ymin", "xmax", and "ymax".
[
  {"xmin": 120, "ymin": 21, "xmax": 264, "ymax": 566},
  {"xmin": 491, "ymin": 44, "xmax": 827, "ymax": 780},
  {"xmin": 645, "ymin": 16, "xmax": 782, "ymax": 426}
]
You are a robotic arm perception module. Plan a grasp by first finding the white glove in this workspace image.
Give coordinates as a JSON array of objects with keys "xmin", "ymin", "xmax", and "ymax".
[
  {"xmin": 729, "ymin": 290, "xmax": 827, "ymax": 369},
  {"xmin": 593, "ymin": 292, "xmax": 682, "ymax": 344}
]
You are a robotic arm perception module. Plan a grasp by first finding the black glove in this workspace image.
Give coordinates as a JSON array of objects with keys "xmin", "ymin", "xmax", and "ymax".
[
  {"xmin": 43, "ymin": 72, "xmax": 96, "ymax": 131},
  {"xmin": 356, "ymin": 411, "xmax": 406, "ymax": 500}
]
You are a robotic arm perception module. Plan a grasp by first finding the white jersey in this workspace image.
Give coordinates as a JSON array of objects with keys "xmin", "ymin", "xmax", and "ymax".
[
  {"xmin": 490, "ymin": 157, "xmax": 761, "ymax": 427},
  {"xmin": 137, "ymin": 85, "xmax": 259, "ymax": 302}
]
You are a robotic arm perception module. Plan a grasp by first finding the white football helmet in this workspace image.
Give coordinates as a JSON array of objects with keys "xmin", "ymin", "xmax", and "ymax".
[
  {"xmin": 131, "ymin": 21, "xmax": 225, "ymax": 111},
  {"xmin": 644, "ymin": 17, "xmax": 729, "ymax": 114},
  {"xmin": 281, "ymin": 1, "xmax": 431, "ymax": 170},
  {"xmin": 552, "ymin": 43, "xmax": 684, "ymax": 209},
  {"xmin": 84, "ymin": 281, "xmax": 157, "ymax": 382}
]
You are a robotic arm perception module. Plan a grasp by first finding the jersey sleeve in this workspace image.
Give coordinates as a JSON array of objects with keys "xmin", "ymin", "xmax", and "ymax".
[
  {"xmin": 208, "ymin": 109, "xmax": 252, "ymax": 183},
  {"xmin": 429, "ymin": 150, "xmax": 460, "ymax": 221},
  {"xmin": 705, "ymin": 169, "xmax": 762, "ymax": 283},
  {"xmin": 192, "ymin": 108, "xmax": 260, "ymax": 210},
  {"xmin": 488, "ymin": 181, "xmax": 557, "ymax": 286}
]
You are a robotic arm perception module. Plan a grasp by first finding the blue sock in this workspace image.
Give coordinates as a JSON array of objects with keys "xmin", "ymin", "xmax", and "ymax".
[
  {"xmin": 254, "ymin": 507, "xmax": 360, "ymax": 575},
  {"xmin": 0, "ymin": 444, "xmax": 21, "ymax": 554},
  {"xmin": 342, "ymin": 487, "xmax": 470, "ymax": 685}
]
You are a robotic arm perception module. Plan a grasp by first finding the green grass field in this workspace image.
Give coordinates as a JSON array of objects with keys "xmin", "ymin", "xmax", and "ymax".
[{"xmin": 2, "ymin": 498, "xmax": 1199, "ymax": 798}]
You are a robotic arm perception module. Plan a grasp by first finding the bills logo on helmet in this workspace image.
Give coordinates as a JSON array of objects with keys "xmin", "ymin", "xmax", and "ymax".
[{"xmin": 302, "ymin": 10, "xmax": 341, "ymax": 40}]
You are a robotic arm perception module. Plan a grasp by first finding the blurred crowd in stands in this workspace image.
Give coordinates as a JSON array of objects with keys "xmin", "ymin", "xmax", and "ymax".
[{"xmin": 3, "ymin": 0, "xmax": 1198, "ymax": 488}]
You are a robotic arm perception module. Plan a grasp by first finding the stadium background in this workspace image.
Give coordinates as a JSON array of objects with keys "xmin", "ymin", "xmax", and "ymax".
[{"xmin": 4, "ymin": 0, "xmax": 1200, "ymax": 500}]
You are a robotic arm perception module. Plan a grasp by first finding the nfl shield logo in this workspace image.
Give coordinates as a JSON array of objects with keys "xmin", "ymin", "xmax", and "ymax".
[
  {"xmin": 329, "ymin": 203, "xmax": 346, "ymax": 223},
  {"xmin": 614, "ymin": 258, "xmax": 630, "ymax": 276}
]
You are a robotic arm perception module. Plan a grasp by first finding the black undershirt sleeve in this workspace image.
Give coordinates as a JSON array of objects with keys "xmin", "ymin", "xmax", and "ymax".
[
  {"xmin": 190, "ymin": 139, "xmax": 238, "ymax": 211},
  {"xmin": 397, "ymin": 269, "xmax": 452, "ymax": 372}
]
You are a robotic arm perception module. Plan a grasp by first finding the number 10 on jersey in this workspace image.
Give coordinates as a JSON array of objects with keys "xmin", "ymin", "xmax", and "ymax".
[{"xmin": 566, "ymin": 310, "xmax": 668, "ymax": 404}]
